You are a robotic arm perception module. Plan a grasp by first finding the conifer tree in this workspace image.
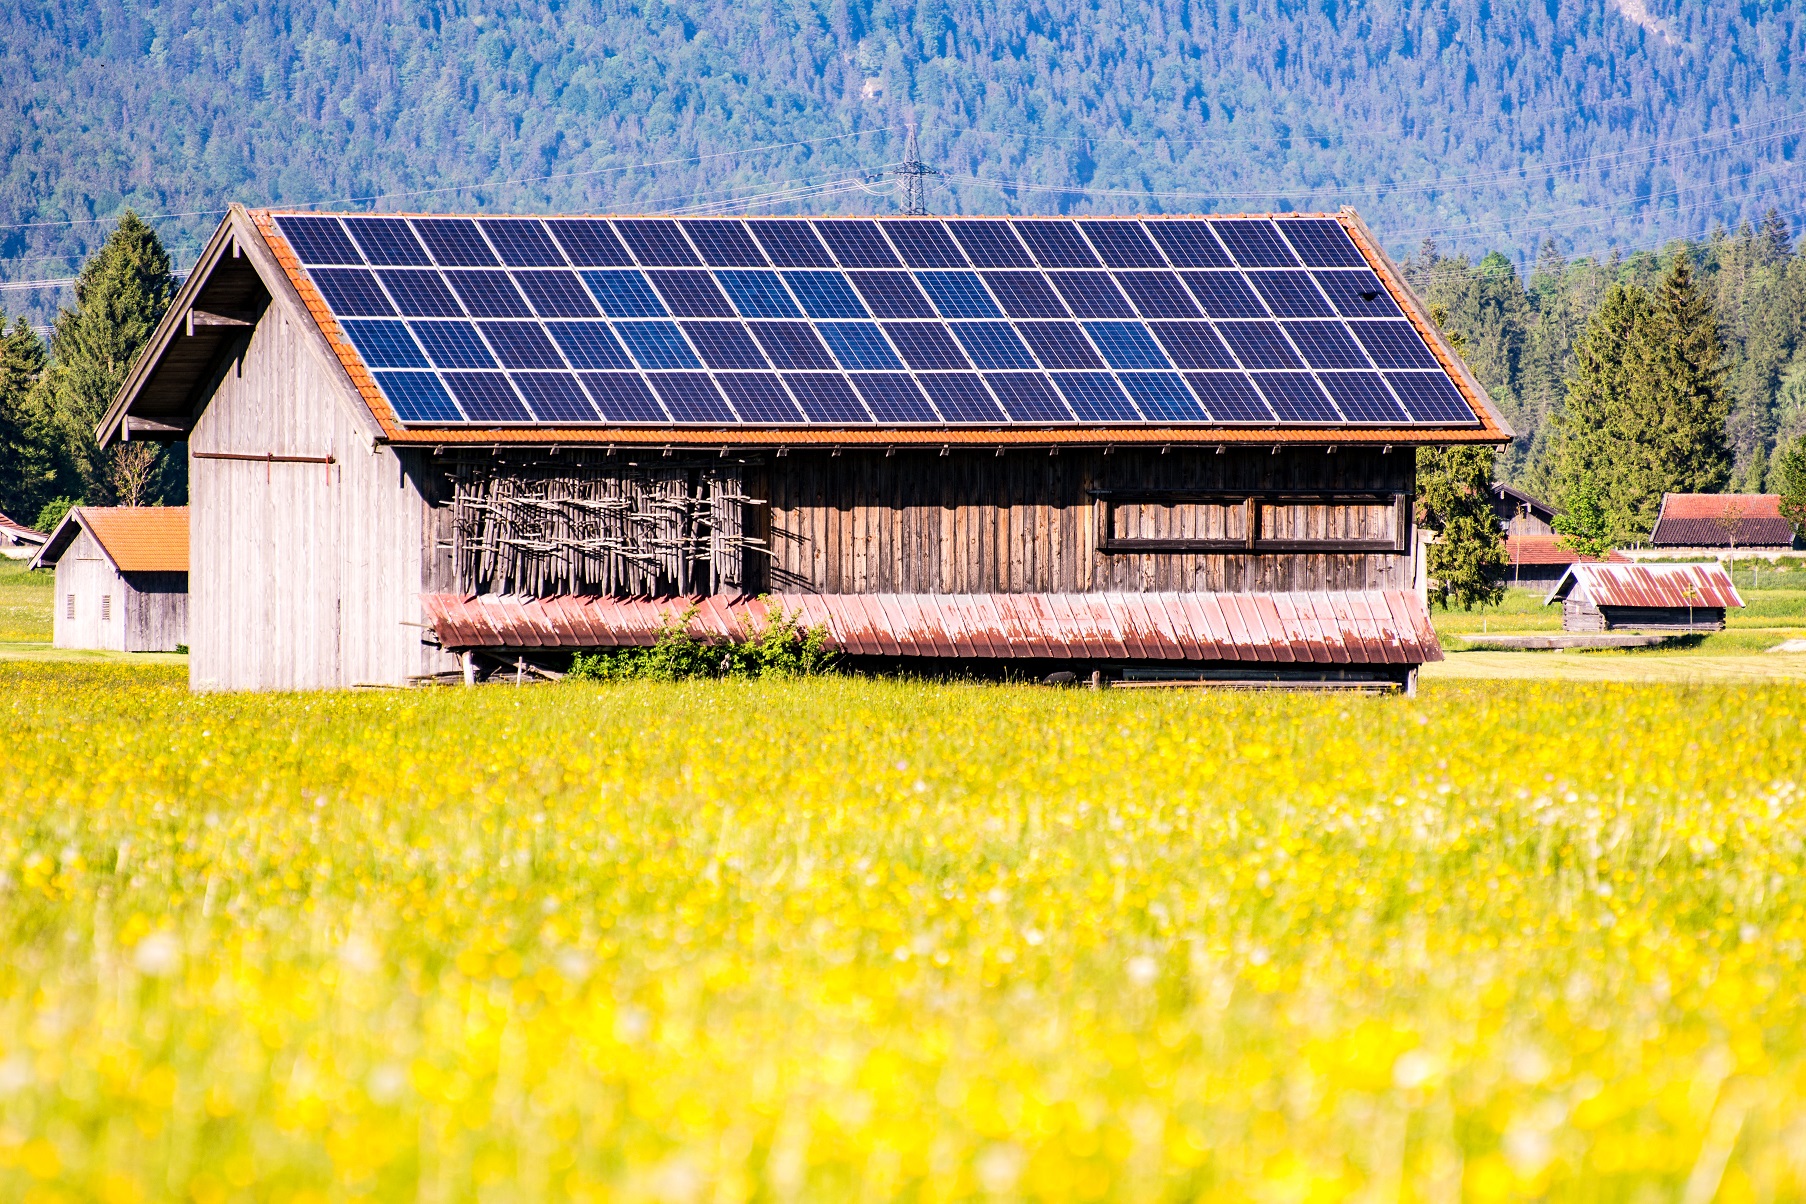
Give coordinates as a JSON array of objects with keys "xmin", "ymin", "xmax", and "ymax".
[
  {"xmin": 1639, "ymin": 248, "xmax": 1731, "ymax": 509},
  {"xmin": 1416, "ymin": 307, "xmax": 1506, "ymax": 609},
  {"xmin": 0, "ymin": 318, "xmax": 54, "ymax": 522},
  {"xmin": 1777, "ymin": 436, "xmax": 1806, "ymax": 536},
  {"xmin": 1552, "ymin": 282, "xmax": 1651, "ymax": 541}
]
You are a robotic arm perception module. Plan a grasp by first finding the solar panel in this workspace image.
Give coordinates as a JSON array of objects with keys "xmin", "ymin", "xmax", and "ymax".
[
  {"xmin": 548, "ymin": 322, "xmax": 634, "ymax": 370},
  {"xmin": 747, "ymin": 220, "xmax": 834, "ymax": 267},
  {"xmin": 1078, "ymin": 222, "xmax": 1166, "ymax": 268},
  {"xmin": 1149, "ymin": 321, "xmax": 1236, "ymax": 369},
  {"xmin": 947, "ymin": 221, "xmax": 1033, "ymax": 267},
  {"xmin": 1018, "ymin": 322, "xmax": 1104, "ymax": 369},
  {"xmin": 1353, "ymin": 321, "xmax": 1441, "ymax": 369},
  {"xmin": 513, "ymin": 271, "xmax": 601, "ymax": 318},
  {"xmin": 986, "ymin": 373, "xmax": 1073, "ymax": 421},
  {"xmin": 444, "ymin": 371, "xmax": 531, "ymax": 421},
  {"xmin": 513, "ymin": 372, "xmax": 599, "ymax": 421},
  {"xmin": 984, "ymin": 272, "xmax": 1069, "ymax": 318},
  {"xmin": 883, "ymin": 323, "xmax": 970, "ymax": 370},
  {"xmin": 1213, "ymin": 220, "xmax": 1299, "ymax": 267},
  {"xmin": 615, "ymin": 322, "xmax": 703, "ymax": 369},
  {"xmin": 1181, "ymin": 272, "xmax": 1266, "ymax": 318},
  {"xmin": 1254, "ymin": 372, "xmax": 1341, "ymax": 422},
  {"xmin": 1319, "ymin": 372, "xmax": 1409, "ymax": 423},
  {"xmin": 1248, "ymin": 270, "xmax": 1335, "ymax": 317},
  {"xmin": 1145, "ymin": 221, "xmax": 1232, "ymax": 268},
  {"xmin": 916, "ymin": 272, "xmax": 1002, "ymax": 319},
  {"xmin": 1386, "ymin": 372, "xmax": 1475, "ymax": 422},
  {"xmin": 853, "ymin": 373, "xmax": 939, "ymax": 422},
  {"xmin": 277, "ymin": 216, "xmax": 362, "ymax": 265},
  {"xmin": 582, "ymin": 270, "xmax": 668, "ymax": 317},
  {"xmin": 380, "ymin": 270, "xmax": 464, "ymax": 317},
  {"xmin": 580, "ymin": 373, "xmax": 668, "ymax": 422},
  {"xmin": 1014, "ymin": 221, "xmax": 1099, "ymax": 267},
  {"xmin": 847, "ymin": 271, "xmax": 935, "ymax": 318},
  {"xmin": 719, "ymin": 373, "xmax": 804, "ymax": 422},
  {"xmin": 784, "ymin": 271, "xmax": 869, "ymax": 319},
  {"xmin": 681, "ymin": 321, "xmax": 769, "ymax": 370},
  {"xmin": 481, "ymin": 322, "xmax": 565, "ymax": 369},
  {"xmin": 1277, "ymin": 218, "xmax": 1368, "ymax": 268},
  {"xmin": 414, "ymin": 219, "xmax": 499, "ymax": 267},
  {"xmin": 1050, "ymin": 272, "xmax": 1134, "ymax": 319},
  {"xmin": 919, "ymin": 374, "xmax": 1006, "ymax": 422},
  {"xmin": 1218, "ymin": 322, "xmax": 1304, "ymax": 369},
  {"xmin": 651, "ymin": 372, "xmax": 736, "ymax": 422},
  {"xmin": 1114, "ymin": 272, "xmax": 1201, "ymax": 318},
  {"xmin": 1284, "ymin": 321, "xmax": 1371, "ymax": 369},
  {"xmin": 342, "ymin": 320, "xmax": 429, "ymax": 369},
  {"xmin": 1184, "ymin": 373, "xmax": 1274, "ymax": 422},
  {"xmin": 885, "ymin": 221, "xmax": 967, "ymax": 268},
  {"xmin": 716, "ymin": 271, "xmax": 802, "ymax": 318},
  {"xmin": 1119, "ymin": 373, "xmax": 1208, "ymax": 422},
  {"xmin": 750, "ymin": 322, "xmax": 837, "ymax": 370},
  {"xmin": 547, "ymin": 220, "xmax": 635, "ymax": 267},
  {"xmin": 819, "ymin": 323, "xmax": 903, "ymax": 370},
  {"xmin": 445, "ymin": 270, "xmax": 531, "ymax": 318},
  {"xmin": 1085, "ymin": 322, "xmax": 1171, "ymax": 370},
  {"xmin": 1316, "ymin": 271, "xmax": 1403, "ymax": 318},
  {"xmin": 615, "ymin": 219, "xmax": 701, "ymax": 266},
  {"xmin": 816, "ymin": 221, "xmax": 901, "ymax": 268},
  {"xmin": 312, "ymin": 269, "xmax": 394, "ymax": 317},
  {"xmin": 410, "ymin": 321, "xmax": 496, "ymax": 369},
  {"xmin": 374, "ymin": 372, "xmax": 464, "ymax": 422},
  {"xmin": 343, "ymin": 217, "xmax": 431, "ymax": 266},
  {"xmin": 482, "ymin": 219, "xmax": 565, "ymax": 267},
  {"xmin": 682, "ymin": 219, "xmax": 767, "ymax": 267},
  {"xmin": 953, "ymin": 322, "xmax": 1037, "ymax": 370},
  {"xmin": 646, "ymin": 270, "xmax": 735, "ymax": 318},
  {"xmin": 784, "ymin": 373, "xmax": 872, "ymax": 422},
  {"xmin": 1055, "ymin": 372, "xmax": 1141, "ymax": 421}
]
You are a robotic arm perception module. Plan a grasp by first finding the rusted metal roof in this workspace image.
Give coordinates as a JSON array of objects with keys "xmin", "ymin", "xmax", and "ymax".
[
  {"xmin": 1543, "ymin": 562, "xmax": 1743, "ymax": 609},
  {"xmin": 1650, "ymin": 493, "xmax": 1797, "ymax": 547},
  {"xmin": 420, "ymin": 590, "xmax": 1444, "ymax": 664},
  {"xmin": 31, "ymin": 507, "xmax": 189, "ymax": 574}
]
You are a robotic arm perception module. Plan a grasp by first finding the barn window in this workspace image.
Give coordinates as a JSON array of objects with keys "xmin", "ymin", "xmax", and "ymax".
[
  {"xmin": 66, "ymin": 595, "xmax": 75, "ymax": 620},
  {"xmin": 1093, "ymin": 490, "xmax": 1411, "ymax": 553},
  {"xmin": 101, "ymin": 595, "xmax": 111, "ymax": 621}
]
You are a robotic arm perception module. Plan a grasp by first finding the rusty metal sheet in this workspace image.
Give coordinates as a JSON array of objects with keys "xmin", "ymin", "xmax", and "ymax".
[{"xmin": 1548, "ymin": 563, "xmax": 1744, "ymax": 610}]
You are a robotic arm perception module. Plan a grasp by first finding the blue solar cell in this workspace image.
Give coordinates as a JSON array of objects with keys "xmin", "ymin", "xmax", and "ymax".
[
  {"xmin": 546, "ymin": 220, "xmax": 635, "ymax": 267},
  {"xmin": 681, "ymin": 321, "xmax": 769, "ymax": 369},
  {"xmin": 783, "ymin": 271, "xmax": 868, "ymax": 319},
  {"xmin": 885, "ymin": 221, "xmax": 967, "ymax": 268},
  {"xmin": 1218, "ymin": 322, "xmax": 1304, "ymax": 369},
  {"xmin": 1145, "ymin": 221, "xmax": 1232, "ymax": 268},
  {"xmin": 1049, "ymin": 272, "xmax": 1134, "ymax": 319},
  {"xmin": 718, "ymin": 373, "xmax": 803, "ymax": 422},
  {"xmin": 513, "ymin": 270, "xmax": 601, "ymax": 318},
  {"xmin": 343, "ymin": 217, "xmax": 431, "ymax": 266},
  {"xmin": 373, "ymin": 372, "xmax": 463, "ymax": 423},
  {"xmin": 1183, "ymin": 373, "xmax": 1273, "ymax": 421},
  {"xmin": 814, "ymin": 221, "xmax": 901, "ymax": 267},
  {"xmin": 1119, "ymin": 373, "xmax": 1208, "ymax": 422},
  {"xmin": 1084, "ymin": 322, "xmax": 1171, "ymax": 369},
  {"xmin": 847, "ymin": 271, "xmax": 935, "ymax": 319},
  {"xmin": 1276, "ymin": 218, "xmax": 1368, "ymax": 268},
  {"xmin": 681, "ymin": 219, "xmax": 767, "ymax": 267},
  {"xmin": 480, "ymin": 322, "xmax": 564, "ymax": 369},
  {"xmin": 1114, "ymin": 272, "xmax": 1202, "ymax": 318},
  {"xmin": 783, "ymin": 373, "xmax": 871, "ymax": 422},
  {"xmin": 749, "ymin": 322, "xmax": 837, "ymax": 370},
  {"xmin": 715, "ymin": 271, "xmax": 802, "ymax": 318},
  {"xmin": 414, "ymin": 218, "xmax": 499, "ymax": 266},
  {"xmin": 276, "ymin": 216, "xmax": 361, "ymax": 265},
  {"xmin": 1148, "ymin": 321, "xmax": 1236, "ymax": 370},
  {"xmin": 443, "ymin": 371, "xmax": 531, "ymax": 421},
  {"xmin": 985, "ymin": 373, "xmax": 1074, "ymax": 421},
  {"xmin": 1248, "ymin": 270, "xmax": 1335, "ymax": 318},
  {"xmin": 409, "ymin": 321, "xmax": 496, "ymax": 369},
  {"xmin": 1181, "ymin": 271, "xmax": 1267, "ymax": 318},
  {"xmin": 548, "ymin": 322, "xmax": 634, "ymax": 370},
  {"xmin": 1078, "ymin": 221, "xmax": 1166, "ymax": 268},
  {"xmin": 582, "ymin": 270, "xmax": 668, "ymax": 317},
  {"xmin": 853, "ymin": 373, "xmax": 939, "ymax": 422},
  {"xmin": 1254, "ymin": 372, "xmax": 1341, "ymax": 422},
  {"xmin": 883, "ymin": 323, "xmax": 970, "ymax": 370},
  {"xmin": 746, "ymin": 220, "xmax": 834, "ymax": 267},
  {"xmin": 915, "ymin": 272, "xmax": 1002, "ymax": 319},
  {"xmin": 579, "ymin": 373, "xmax": 668, "ymax": 422},
  {"xmin": 983, "ymin": 272, "xmax": 1068, "ymax": 318},
  {"xmin": 919, "ymin": 374, "xmax": 1006, "ymax": 423},
  {"xmin": 615, "ymin": 219, "xmax": 701, "ymax": 266},
  {"xmin": 1213, "ymin": 220, "xmax": 1300, "ymax": 267},
  {"xmin": 651, "ymin": 373, "xmax": 737, "ymax": 423},
  {"xmin": 1018, "ymin": 322, "xmax": 1105, "ymax": 369},
  {"xmin": 614, "ymin": 322, "xmax": 703, "ymax": 369},
  {"xmin": 378, "ymin": 269, "xmax": 463, "ymax": 317},
  {"xmin": 1053, "ymin": 372, "xmax": 1141, "ymax": 421},
  {"xmin": 512, "ymin": 372, "xmax": 599, "ymax": 421},
  {"xmin": 1318, "ymin": 372, "xmax": 1408, "ymax": 423},
  {"xmin": 818, "ymin": 323, "xmax": 903, "ymax": 370},
  {"xmin": 343, "ymin": 319, "xmax": 429, "ymax": 369},
  {"xmin": 1314, "ymin": 270, "xmax": 1403, "ymax": 318},
  {"xmin": 481, "ymin": 219, "xmax": 565, "ymax": 267},
  {"xmin": 1352, "ymin": 320, "xmax": 1440, "ymax": 368},
  {"xmin": 310, "ymin": 268, "xmax": 395, "ymax": 317},
  {"xmin": 1386, "ymin": 372, "xmax": 1475, "ymax": 422},
  {"xmin": 1013, "ymin": 221, "xmax": 1099, "ymax": 268},
  {"xmin": 646, "ymin": 270, "xmax": 735, "ymax": 318},
  {"xmin": 947, "ymin": 220, "xmax": 1033, "ymax": 267},
  {"xmin": 1284, "ymin": 321, "xmax": 1370, "ymax": 369},
  {"xmin": 953, "ymin": 322, "xmax": 1037, "ymax": 370},
  {"xmin": 445, "ymin": 270, "xmax": 531, "ymax": 318}
]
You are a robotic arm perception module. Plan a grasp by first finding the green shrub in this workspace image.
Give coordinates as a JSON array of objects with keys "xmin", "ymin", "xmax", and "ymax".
[{"xmin": 566, "ymin": 601, "xmax": 836, "ymax": 682}]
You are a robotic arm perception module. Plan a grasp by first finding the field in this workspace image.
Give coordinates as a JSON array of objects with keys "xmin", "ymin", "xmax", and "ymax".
[{"xmin": 1, "ymin": 663, "xmax": 1804, "ymax": 1202}]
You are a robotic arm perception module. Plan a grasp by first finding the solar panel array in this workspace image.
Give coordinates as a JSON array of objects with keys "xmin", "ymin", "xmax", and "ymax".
[{"xmin": 273, "ymin": 213, "xmax": 1480, "ymax": 429}]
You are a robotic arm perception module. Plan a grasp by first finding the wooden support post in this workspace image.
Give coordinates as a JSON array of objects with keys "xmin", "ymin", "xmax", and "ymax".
[
  {"xmin": 515, "ymin": 657, "xmax": 525, "ymax": 686},
  {"xmin": 461, "ymin": 652, "xmax": 475, "ymax": 687}
]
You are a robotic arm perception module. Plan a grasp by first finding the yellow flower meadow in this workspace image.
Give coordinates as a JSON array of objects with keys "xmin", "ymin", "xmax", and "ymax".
[{"xmin": 0, "ymin": 661, "xmax": 1803, "ymax": 1202}]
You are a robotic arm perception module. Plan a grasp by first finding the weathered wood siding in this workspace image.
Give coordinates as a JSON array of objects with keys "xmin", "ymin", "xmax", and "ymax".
[
  {"xmin": 52, "ymin": 528, "xmax": 125, "ymax": 651},
  {"xmin": 122, "ymin": 572, "xmax": 188, "ymax": 652}
]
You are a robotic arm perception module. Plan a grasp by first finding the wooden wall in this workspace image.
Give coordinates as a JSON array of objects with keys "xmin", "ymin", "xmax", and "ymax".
[
  {"xmin": 52, "ymin": 529, "xmax": 124, "ymax": 651},
  {"xmin": 122, "ymin": 572, "xmax": 188, "ymax": 652}
]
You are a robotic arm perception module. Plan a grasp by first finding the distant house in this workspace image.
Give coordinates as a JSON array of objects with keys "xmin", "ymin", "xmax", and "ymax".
[
  {"xmin": 30, "ymin": 507, "xmax": 189, "ymax": 651},
  {"xmin": 1544, "ymin": 562, "xmax": 1742, "ymax": 632},
  {"xmin": 1489, "ymin": 482, "xmax": 1559, "ymax": 536},
  {"xmin": 1503, "ymin": 533, "xmax": 1628, "ymax": 587},
  {"xmin": 1648, "ymin": 493, "xmax": 1800, "ymax": 552},
  {"xmin": 0, "ymin": 512, "xmax": 47, "ymax": 560}
]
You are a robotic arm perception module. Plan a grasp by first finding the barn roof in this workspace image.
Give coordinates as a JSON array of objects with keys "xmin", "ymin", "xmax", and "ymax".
[
  {"xmin": 0, "ymin": 511, "xmax": 46, "ymax": 545},
  {"xmin": 1506, "ymin": 534, "xmax": 1628, "ymax": 566},
  {"xmin": 1490, "ymin": 481, "xmax": 1559, "ymax": 522},
  {"xmin": 97, "ymin": 204, "xmax": 1511, "ymax": 452},
  {"xmin": 1543, "ymin": 562, "xmax": 1743, "ymax": 609},
  {"xmin": 31, "ymin": 507, "xmax": 189, "ymax": 574},
  {"xmin": 1649, "ymin": 493, "xmax": 1798, "ymax": 547}
]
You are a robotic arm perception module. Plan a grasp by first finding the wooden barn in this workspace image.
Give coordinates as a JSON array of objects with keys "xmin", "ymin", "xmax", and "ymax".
[
  {"xmin": 1503, "ymin": 534, "xmax": 1628, "ymax": 588},
  {"xmin": 0, "ymin": 511, "xmax": 46, "ymax": 560},
  {"xmin": 1545, "ymin": 562, "xmax": 1742, "ymax": 632},
  {"xmin": 1648, "ymin": 493, "xmax": 1800, "ymax": 554},
  {"xmin": 95, "ymin": 205, "xmax": 1509, "ymax": 691},
  {"xmin": 30, "ymin": 506, "xmax": 189, "ymax": 651}
]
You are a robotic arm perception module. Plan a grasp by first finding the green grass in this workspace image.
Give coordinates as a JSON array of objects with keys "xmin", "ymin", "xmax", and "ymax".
[{"xmin": 0, "ymin": 557, "xmax": 52, "ymax": 643}]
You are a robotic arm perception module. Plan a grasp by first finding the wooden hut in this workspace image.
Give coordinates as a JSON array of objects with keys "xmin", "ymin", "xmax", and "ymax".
[
  {"xmin": 30, "ymin": 507, "xmax": 189, "ymax": 651},
  {"xmin": 94, "ymin": 205, "xmax": 1510, "ymax": 691},
  {"xmin": 1648, "ymin": 493, "xmax": 1800, "ymax": 554},
  {"xmin": 1489, "ymin": 482, "xmax": 1558, "ymax": 537},
  {"xmin": 1544, "ymin": 562, "xmax": 1742, "ymax": 632},
  {"xmin": 0, "ymin": 512, "xmax": 47, "ymax": 560},
  {"xmin": 1503, "ymin": 534, "xmax": 1628, "ymax": 588}
]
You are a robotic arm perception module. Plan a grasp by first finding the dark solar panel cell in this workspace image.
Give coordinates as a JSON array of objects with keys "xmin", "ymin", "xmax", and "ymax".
[
  {"xmin": 783, "ymin": 271, "xmax": 869, "ymax": 319},
  {"xmin": 444, "ymin": 371, "xmax": 531, "ymax": 422},
  {"xmin": 814, "ymin": 220, "xmax": 902, "ymax": 268},
  {"xmin": 615, "ymin": 322, "xmax": 703, "ymax": 369},
  {"xmin": 1145, "ymin": 221, "xmax": 1232, "ymax": 268},
  {"xmin": 818, "ymin": 323, "xmax": 903, "ymax": 370},
  {"xmin": 1181, "ymin": 271, "xmax": 1267, "ymax": 318},
  {"xmin": 513, "ymin": 270, "xmax": 601, "ymax": 318},
  {"xmin": 414, "ymin": 218, "xmax": 499, "ymax": 266},
  {"xmin": 548, "ymin": 322, "xmax": 634, "ymax": 370},
  {"xmin": 1049, "ymin": 271, "xmax": 1134, "ymax": 319},
  {"xmin": 853, "ymin": 373, "xmax": 939, "ymax": 422},
  {"xmin": 1218, "ymin": 321, "xmax": 1304, "ymax": 369},
  {"xmin": 1386, "ymin": 372, "xmax": 1475, "ymax": 422},
  {"xmin": 746, "ymin": 220, "xmax": 834, "ymax": 267},
  {"xmin": 546, "ymin": 220, "xmax": 635, "ymax": 267},
  {"xmin": 919, "ymin": 374, "xmax": 1006, "ymax": 423},
  {"xmin": 784, "ymin": 373, "xmax": 871, "ymax": 422},
  {"xmin": 1119, "ymin": 373, "xmax": 1208, "ymax": 422},
  {"xmin": 646, "ymin": 270, "xmax": 735, "ymax": 318},
  {"xmin": 582, "ymin": 270, "xmax": 668, "ymax": 317},
  {"xmin": 1018, "ymin": 322, "xmax": 1105, "ymax": 369},
  {"xmin": 1277, "ymin": 218, "xmax": 1368, "ymax": 268},
  {"xmin": 579, "ymin": 373, "xmax": 668, "ymax": 423},
  {"xmin": 915, "ymin": 272, "xmax": 1002, "ymax": 319},
  {"xmin": 1254, "ymin": 372, "xmax": 1341, "ymax": 422},
  {"xmin": 1114, "ymin": 272, "xmax": 1202, "ymax": 318},
  {"xmin": 985, "ymin": 373, "xmax": 1073, "ymax": 422},
  {"xmin": 718, "ymin": 373, "xmax": 803, "ymax": 423},
  {"xmin": 342, "ymin": 320, "xmax": 429, "ymax": 369},
  {"xmin": 983, "ymin": 272, "xmax": 1068, "ymax": 318},
  {"xmin": 481, "ymin": 219, "xmax": 565, "ymax": 267},
  {"xmin": 882, "ymin": 323, "xmax": 970, "ymax": 370},
  {"xmin": 480, "ymin": 322, "xmax": 565, "ymax": 370},
  {"xmin": 1148, "ymin": 321, "xmax": 1236, "ymax": 370},
  {"xmin": 947, "ymin": 220, "xmax": 1033, "ymax": 267},
  {"xmin": 373, "ymin": 372, "xmax": 463, "ymax": 423},
  {"xmin": 512, "ymin": 372, "xmax": 598, "ymax": 422},
  {"xmin": 614, "ymin": 219, "xmax": 701, "ymax": 266},
  {"xmin": 310, "ymin": 268, "xmax": 395, "ymax": 317},
  {"xmin": 1248, "ymin": 270, "xmax": 1335, "ymax": 318},
  {"xmin": 410, "ymin": 321, "xmax": 496, "ymax": 369},
  {"xmin": 681, "ymin": 321, "xmax": 769, "ymax": 369},
  {"xmin": 1314, "ymin": 270, "xmax": 1403, "ymax": 318},
  {"xmin": 378, "ymin": 269, "xmax": 464, "ymax": 317},
  {"xmin": 1284, "ymin": 321, "xmax": 1370, "ymax": 369},
  {"xmin": 1183, "ymin": 373, "xmax": 1273, "ymax": 421},
  {"xmin": 1319, "ymin": 372, "xmax": 1408, "ymax": 423},
  {"xmin": 952, "ymin": 322, "xmax": 1037, "ymax": 370},
  {"xmin": 847, "ymin": 271, "xmax": 935, "ymax": 319},
  {"xmin": 1352, "ymin": 320, "xmax": 1440, "ymax": 369},
  {"xmin": 1078, "ymin": 221, "xmax": 1166, "ymax": 268},
  {"xmin": 444, "ymin": 270, "xmax": 531, "ymax": 318},
  {"xmin": 1053, "ymin": 372, "xmax": 1141, "ymax": 421},
  {"xmin": 884, "ymin": 221, "xmax": 967, "ymax": 268},
  {"xmin": 1084, "ymin": 321, "xmax": 1171, "ymax": 370},
  {"xmin": 1213, "ymin": 220, "xmax": 1300, "ymax": 267},
  {"xmin": 651, "ymin": 372, "xmax": 737, "ymax": 423},
  {"xmin": 681, "ymin": 219, "xmax": 767, "ymax": 267},
  {"xmin": 715, "ymin": 270, "xmax": 802, "ymax": 318},
  {"xmin": 276, "ymin": 215, "xmax": 361, "ymax": 265},
  {"xmin": 343, "ymin": 217, "xmax": 431, "ymax": 266},
  {"xmin": 750, "ymin": 322, "xmax": 837, "ymax": 371},
  {"xmin": 1013, "ymin": 221, "xmax": 1100, "ymax": 267}
]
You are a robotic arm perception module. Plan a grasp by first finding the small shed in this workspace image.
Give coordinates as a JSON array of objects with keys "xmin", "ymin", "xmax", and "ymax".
[
  {"xmin": 30, "ymin": 507, "xmax": 189, "ymax": 651},
  {"xmin": 1503, "ymin": 534, "xmax": 1628, "ymax": 587},
  {"xmin": 0, "ymin": 512, "xmax": 46, "ymax": 560},
  {"xmin": 1544, "ymin": 562, "xmax": 1742, "ymax": 632},
  {"xmin": 1649, "ymin": 493, "xmax": 1799, "ymax": 552},
  {"xmin": 1489, "ymin": 482, "xmax": 1559, "ymax": 537}
]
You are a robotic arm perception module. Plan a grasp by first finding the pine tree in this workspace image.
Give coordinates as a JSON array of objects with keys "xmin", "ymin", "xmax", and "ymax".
[
  {"xmin": 1777, "ymin": 436, "xmax": 1806, "ymax": 536},
  {"xmin": 1639, "ymin": 247, "xmax": 1731, "ymax": 512},
  {"xmin": 1758, "ymin": 207, "xmax": 1794, "ymax": 266},
  {"xmin": 0, "ymin": 318, "xmax": 55, "ymax": 522},
  {"xmin": 1417, "ymin": 444, "xmax": 1506, "ymax": 610},
  {"xmin": 1552, "ymin": 282, "xmax": 1651, "ymax": 541}
]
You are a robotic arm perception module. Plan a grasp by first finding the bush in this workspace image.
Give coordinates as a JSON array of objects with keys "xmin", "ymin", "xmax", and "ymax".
[
  {"xmin": 34, "ymin": 496, "xmax": 76, "ymax": 533},
  {"xmin": 567, "ymin": 600, "xmax": 836, "ymax": 682}
]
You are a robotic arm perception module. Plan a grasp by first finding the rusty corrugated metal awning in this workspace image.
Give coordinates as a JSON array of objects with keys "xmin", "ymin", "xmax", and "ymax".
[
  {"xmin": 420, "ymin": 590, "xmax": 1443, "ymax": 665},
  {"xmin": 1544, "ymin": 562, "xmax": 1744, "ymax": 609}
]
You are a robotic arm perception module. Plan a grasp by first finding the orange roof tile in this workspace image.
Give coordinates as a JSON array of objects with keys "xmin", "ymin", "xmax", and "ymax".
[{"xmin": 78, "ymin": 507, "xmax": 189, "ymax": 573}]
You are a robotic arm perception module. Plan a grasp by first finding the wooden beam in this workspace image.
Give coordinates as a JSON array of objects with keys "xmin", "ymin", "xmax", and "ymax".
[{"xmin": 123, "ymin": 415, "xmax": 195, "ymax": 438}]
